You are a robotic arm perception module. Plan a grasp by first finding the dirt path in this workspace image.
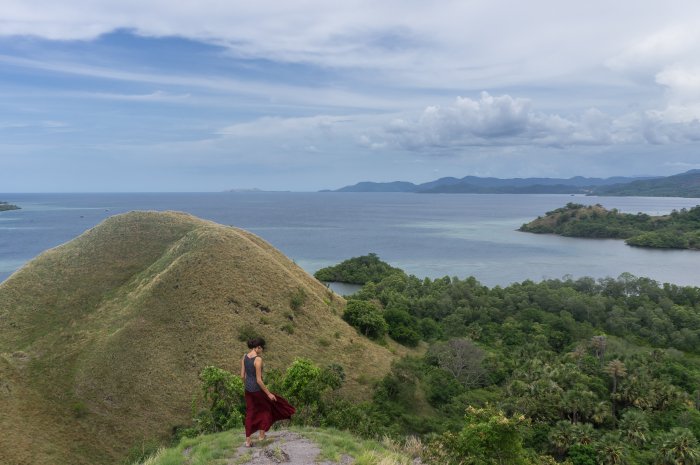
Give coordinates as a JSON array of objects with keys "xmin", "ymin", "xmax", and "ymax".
[{"xmin": 227, "ymin": 430, "xmax": 353, "ymax": 465}]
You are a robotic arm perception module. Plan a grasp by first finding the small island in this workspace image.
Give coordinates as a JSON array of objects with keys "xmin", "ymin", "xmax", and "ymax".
[
  {"xmin": 0, "ymin": 201, "xmax": 20, "ymax": 212},
  {"xmin": 520, "ymin": 202, "xmax": 700, "ymax": 250},
  {"xmin": 314, "ymin": 252, "xmax": 404, "ymax": 284}
]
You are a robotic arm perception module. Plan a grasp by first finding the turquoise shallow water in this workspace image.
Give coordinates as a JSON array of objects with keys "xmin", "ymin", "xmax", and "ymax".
[{"xmin": 0, "ymin": 192, "xmax": 699, "ymax": 287}]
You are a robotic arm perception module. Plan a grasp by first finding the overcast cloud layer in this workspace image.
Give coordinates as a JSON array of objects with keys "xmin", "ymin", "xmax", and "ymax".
[{"xmin": 2, "ymin": 1, "xmax": 700, "ymax": 191}]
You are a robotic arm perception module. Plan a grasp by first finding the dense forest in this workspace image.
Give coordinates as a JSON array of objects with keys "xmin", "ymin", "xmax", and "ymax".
[
  {"xmin": 185, "ymin": 255, "xmax": 700, "ymax": 465},
  {"xmin": 520, "ymin": 203, "xmax": 700, "ymax": 250}
]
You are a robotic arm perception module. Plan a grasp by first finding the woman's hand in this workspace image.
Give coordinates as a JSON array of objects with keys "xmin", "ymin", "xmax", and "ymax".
[{"xmin": 267, "ymin": 392, "xmax": 277, "ymax": 402}]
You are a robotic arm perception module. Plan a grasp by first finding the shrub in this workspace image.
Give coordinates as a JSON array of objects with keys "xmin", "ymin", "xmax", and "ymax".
[
  {"xmin": 237, "ymin": 325, "xmax": 259, "ymax": 342},
  {"xmin": 290, "ymin": 287, "xmax": 307, "ymax": 311},
  {"xmin": 426, "ymin": 405, "xmax": 529, "ymax": 465},
  {"xmin": 190, "ymin": 366, "xmax": 244, "ymax": 434},
  {"xmin": 343, "ymin": 300, "xmax": 388, "ymax": 339},
  {"xmin": 281, "ymin": 323, "xmax": 295, "ymax": 334},
  {"xmin": 384, "ymin": 309, "xmax": 421, "ymax": 346},
  {"xmin": 388, "ymin": 324, "xmax": 421, "ymax": 347},
  {"xmin": 282, "ymin": 358, "xmax": 324, "ymax": 405}
]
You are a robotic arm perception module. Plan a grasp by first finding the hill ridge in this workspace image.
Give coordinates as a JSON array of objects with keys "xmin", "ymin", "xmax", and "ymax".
[{"xmin": 0, "ymin": 211, "xmax": 410, "ymax": 465}]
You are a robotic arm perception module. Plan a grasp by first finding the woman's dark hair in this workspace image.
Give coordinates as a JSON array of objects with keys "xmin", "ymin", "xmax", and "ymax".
[{"xmin": 247, "ymin": 337, "xmax": 266, "ymax": 349}]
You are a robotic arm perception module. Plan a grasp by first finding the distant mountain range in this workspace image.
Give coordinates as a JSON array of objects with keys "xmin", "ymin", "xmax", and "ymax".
[
  {"xmin": 593, "ymin": 169, "xmax": 700, "ymax": 197},
  {"xmin": 325, "ymin": 170, "xmax": 700, "ymax": 197}
]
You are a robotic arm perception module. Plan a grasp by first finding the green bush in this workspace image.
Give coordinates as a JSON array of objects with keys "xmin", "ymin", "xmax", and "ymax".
[
  {"xmin": 426, "ymin": 406, "xmax": 530, "ymax": 465},
  {"xmin": 282, "ymin": 358, "xmax": 325, "ymax": 405},
  {"xmin": 237, "ymin": 324, "xmax": 259, "ymax": 342},
  {"xmin": 189, "ymin": 366, "xmax": 245, "ymax": 435},
  {"xmin": 290, "ymin": 287, "xmax": 307, "ymax": 311},
  {"xmin": 343, "ymin": 300, "xmax": 388, "ymax": 339},
  {"xmin": 384, "ymin": 309, "xmax": 421, "ymax": 346}
]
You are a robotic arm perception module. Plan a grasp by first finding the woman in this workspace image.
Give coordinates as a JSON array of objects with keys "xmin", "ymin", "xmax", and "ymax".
[{"xmin": 240, "ymin": 337, "xmax": 295, "ymax": 447}]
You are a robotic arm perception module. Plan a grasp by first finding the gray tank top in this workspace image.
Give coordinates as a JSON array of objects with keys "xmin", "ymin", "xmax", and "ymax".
[{"xmin": 243, "ymin": 354, "xmax": 261, "ymax": 392}]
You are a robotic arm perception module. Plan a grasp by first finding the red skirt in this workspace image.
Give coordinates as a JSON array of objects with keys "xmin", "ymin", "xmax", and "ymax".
[{"xmin": 244, "ymin": 390, "xmax": 295, "ymax": 437}]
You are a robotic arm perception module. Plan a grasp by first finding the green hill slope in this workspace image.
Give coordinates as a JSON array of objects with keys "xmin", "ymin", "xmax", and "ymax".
[{"xmin": 0, "ymin": 211, "xmax": 408, "ymax": 465}]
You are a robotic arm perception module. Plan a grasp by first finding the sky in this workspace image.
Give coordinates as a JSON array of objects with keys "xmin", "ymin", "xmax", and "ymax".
[{"xmin": 2, "ymin": 1, "xmax": 700, "ymax": 192}]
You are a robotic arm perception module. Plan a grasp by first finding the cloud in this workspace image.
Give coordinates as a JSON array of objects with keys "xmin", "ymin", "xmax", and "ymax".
[
  {"xmin": 85, "ymin": 90, "xmax": 192, "ymax": 102},
  {"xmin": 216, "ymin": 115, "xmax": 355, "ymax": 138},
  {"xmin": 361, "ymin": 92, "xmax": 700, "ymax": 151},
  {"xmin": 606, "ymin": 23, "xmax": 700, "ymax": 127},
  {"xmin": 3, "ymin": 1, "xmax": 700, "ymax": 89},
  {"xmin": 0, "ymin": 119, "xmax": 71, "ymax": 132},
  {"xmin": 366, "ymin": 93, "xmax": 613, "ymax": 149}
]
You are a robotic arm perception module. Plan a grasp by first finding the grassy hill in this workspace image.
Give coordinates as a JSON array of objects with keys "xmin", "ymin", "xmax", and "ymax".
[{"xmin": 0, "ymin": 211, "xmax": 409, "ymax": 465}]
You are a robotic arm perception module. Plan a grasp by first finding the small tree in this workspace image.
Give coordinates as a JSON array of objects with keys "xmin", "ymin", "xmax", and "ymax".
[
  {"xmin": 281, "ymin": 358, "xmax": 344, "ymax": 406},
  {"xmin": 428, "ymin": 338, "xmax": 486, "ymax": 389},
  {"xmin": 428, "ymin": 405, "xmax": 529, "ymax": 465},
  {"xmin": 342, "ymin": 300, "xmax": 388, "ymax": 339},
  {"xmin": 193, "ymin": 366, "xmax": 245, "ymax": 434}
]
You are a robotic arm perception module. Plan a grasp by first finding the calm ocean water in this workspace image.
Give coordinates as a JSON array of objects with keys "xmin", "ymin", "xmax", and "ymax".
[{"xmin": 1, "ymin": 192, "xmax": 699, "ymax": 287}]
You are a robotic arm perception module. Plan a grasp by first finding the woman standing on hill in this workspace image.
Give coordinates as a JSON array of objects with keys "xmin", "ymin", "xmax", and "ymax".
[{"xmin": 241, "ymin": 337, "xmax": 296, "ymax": 447}]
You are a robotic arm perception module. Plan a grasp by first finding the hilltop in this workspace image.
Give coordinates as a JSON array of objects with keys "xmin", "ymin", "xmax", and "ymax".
[
  {"xmin": 0, "ymin": 211, "xmax": 409, "ymax": 465},
  {"xmin": 133, "ymin": 427, "xmax": 419, "ymax": 465}
]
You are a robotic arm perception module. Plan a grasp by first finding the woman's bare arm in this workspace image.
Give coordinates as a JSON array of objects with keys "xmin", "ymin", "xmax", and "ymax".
[
  {"xmin": 255, "ymin": 358, "xmax": 277, "ymax": 401},
  {"xmin": 240, "ymin": 356, "xmax": 246, "ymax": 381}
]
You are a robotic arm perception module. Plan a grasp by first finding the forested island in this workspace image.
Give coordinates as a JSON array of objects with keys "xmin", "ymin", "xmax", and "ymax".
[
  {"xmin": 314, "ymin": 252, "xmax": 404, "ymax": 283},
  {"xmin": 0, "ymin": 201, "xmax": 20, "ymax": 211},
  {"xmin": 520, "ymin": 203, "xmax": 700, "ymax": 249},
  {"xmin": 308, "ymin": 254, "xmax": 700, "ymax": 464}
]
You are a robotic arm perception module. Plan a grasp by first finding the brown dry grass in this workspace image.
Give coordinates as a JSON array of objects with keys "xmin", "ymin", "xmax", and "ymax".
[{"xmin": 0, "ymin": 211, "xmax": 413, "ymax": 465}]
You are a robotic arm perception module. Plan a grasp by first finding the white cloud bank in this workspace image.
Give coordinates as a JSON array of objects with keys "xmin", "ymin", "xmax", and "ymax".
[{"xmin": 359, "ymin": 92, "xmax": 700, "ymax": 151}]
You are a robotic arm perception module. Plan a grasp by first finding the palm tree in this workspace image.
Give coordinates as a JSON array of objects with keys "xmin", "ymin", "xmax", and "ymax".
[
  {"xmin": 605, "ymin": 360, "xmax": 627, "ymax": 396},
  {"xmin": 655, "ymin": 428, "xmax": 700, "ymax": 465},
  {"xmin": 591, "ymin": 335, "xmax": 607, "ymax": 367},
  {"xmin": 597, "ymin": 434, "xmax": 629, "ymax": 465},
  {"xmin": 572, "ymin": 422, "xmax": 597, "ymax": 445},
  {"xmin": 549, "ymin": 420, "xmax": 576, "ymax": 460},
  {"xmin": 569, "ymin": 344, "xmax": 588, "ymax": 369},
  {"xmin": 605, "ymin": 359, "xmax": 627, "ymax": 422},
  {"xmin": 563, "ymin": 385, "xmax": 597, "ymax": 424},
  {"xmin": 618, "ymin": 409, "xmax": 649, "ymax": 447},
  {"xmin": 591, "ymin": 401, "xmax": 612, "ymax": 425}
]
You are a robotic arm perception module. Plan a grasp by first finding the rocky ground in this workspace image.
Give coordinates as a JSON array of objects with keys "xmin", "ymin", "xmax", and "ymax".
[{"xmin": 227, "ymin": 430, "xmax": 353, "ymax": 465}]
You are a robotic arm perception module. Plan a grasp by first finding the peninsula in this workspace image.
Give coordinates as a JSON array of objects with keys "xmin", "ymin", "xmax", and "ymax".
[{"xmin": 520, "ymin": 202, "xmax": 700, "ymax": 249}]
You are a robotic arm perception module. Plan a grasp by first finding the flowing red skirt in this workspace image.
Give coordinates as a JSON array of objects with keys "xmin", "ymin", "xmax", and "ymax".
[{"xmin": 244, "ymin": 390, "xmax": 296, "ymax": 437}]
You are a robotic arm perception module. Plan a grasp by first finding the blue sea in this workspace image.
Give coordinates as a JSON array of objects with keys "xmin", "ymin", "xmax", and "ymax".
[{"xmin": 1, "ymin": 192, "xmax": 699, "ymax": 287}]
